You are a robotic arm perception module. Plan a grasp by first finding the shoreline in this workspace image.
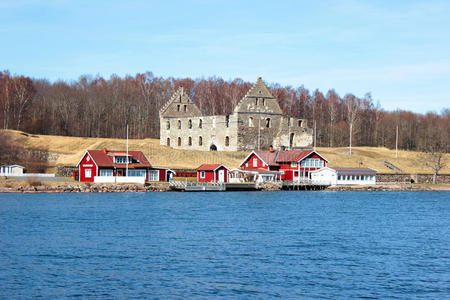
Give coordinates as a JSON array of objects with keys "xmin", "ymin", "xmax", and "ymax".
[{"xmin": 0, "ymin": 182, "xmax": 449, "ymax": 193}]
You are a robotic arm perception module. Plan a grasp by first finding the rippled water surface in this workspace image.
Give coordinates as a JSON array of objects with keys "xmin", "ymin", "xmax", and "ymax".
[{"xmin": 0, "ymin": 191, "xmax": 449, "ymax": 299}]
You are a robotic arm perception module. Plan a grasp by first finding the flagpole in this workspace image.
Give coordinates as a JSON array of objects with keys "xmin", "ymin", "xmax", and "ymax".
[{"xmin": 126, "ymin": 123, "xmax": 129, "ymax": 177}]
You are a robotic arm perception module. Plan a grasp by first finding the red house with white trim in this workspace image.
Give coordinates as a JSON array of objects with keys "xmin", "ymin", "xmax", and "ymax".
[
  {"xmin": 76, "ymin": 148, "xmax": 175, "ymax": 182},
  {"xmin": 197, "ymin": 164, "xmax": 229, "ymax": 183},
  {"xmin": 239, "ymin": 149, "xmax": 328, "ymax": 182}
]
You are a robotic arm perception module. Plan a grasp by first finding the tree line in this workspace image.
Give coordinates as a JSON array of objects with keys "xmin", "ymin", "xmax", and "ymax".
[{"xmin": 0, "ymin": 70, "xmax": 448, "ymax": 153}]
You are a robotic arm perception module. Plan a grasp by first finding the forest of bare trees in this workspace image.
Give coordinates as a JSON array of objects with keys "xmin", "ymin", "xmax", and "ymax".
[{"xmin": 0, "ymin": 70, "xmax": 448, "ymax": 153}]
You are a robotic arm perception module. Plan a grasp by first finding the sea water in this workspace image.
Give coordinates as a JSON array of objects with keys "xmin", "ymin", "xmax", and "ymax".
[{"xmin": 0, "ymin": 191, "xmax": 449, "ymax": 299}]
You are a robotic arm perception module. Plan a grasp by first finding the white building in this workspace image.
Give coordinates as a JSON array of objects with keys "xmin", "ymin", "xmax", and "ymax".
[
  {"xmin": 310, "ymin": 167, "xmax": 377, "ymax": 185},
  {"xmin": 0, "ymin": 165, "xmax": 25, "ymax": 176}
]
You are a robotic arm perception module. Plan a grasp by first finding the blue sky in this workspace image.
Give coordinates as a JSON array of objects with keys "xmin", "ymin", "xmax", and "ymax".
[{"xmin": 1, "ymin": 0, "xmax": 449, "ymax": 113}]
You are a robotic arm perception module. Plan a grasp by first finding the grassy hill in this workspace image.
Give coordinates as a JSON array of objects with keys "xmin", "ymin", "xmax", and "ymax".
[{"xmin": 3, "ymin": 130, "xmax": 449, "ymax": 174}]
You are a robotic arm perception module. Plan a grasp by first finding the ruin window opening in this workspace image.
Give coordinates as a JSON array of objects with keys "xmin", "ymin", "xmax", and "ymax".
[
  {"xmin": 298, "ymin": 120, "xmax": 302, "ymax": 127},
  {"xmin": 188, "ymin": 119, "xmax": 192, "ymax": 129},
  {"xmin": 178, "ymin": 120, "xmax": 181, "ymax": 129},
  {"xmin": 177, "ymin": 105, "xmax": 180, "ymax": 112},
  {"xmin": 166, "ymin": 120, "xmax": 170, "ymax": 129},
  {"xmin": 178, "ymin": 137, "xmax": 181, "ymax": 146},
  {"xmin": 188, "ymin": 137, "xmax": 192, "ymax": 146},
  {"xmin": 255, "ymin": 98, "xmax": 258, "ymax": 106},
  {"xmin": 289, "ymin": 133, "xmax": 294, "ymax": 149},
  {"xmin": 184, "ymin": 105, "xmax": 187, "ymax": 112},
  {"xmin": 225, "ymin": 136, "xmax": 230, "ymax": 146},
  {"xmin": 226, "ymin": 115, "xmax": 230, "ymax": 127},
  {"xmin": 167, "ymin": 138, "xmax": 170, "ymax": 146},
  {"xmin": 199, "ymin": 136, "xmax": 203, "ymax": 146},
  {"xmin": 266, "ymin": 118, "xmax": 271, "ymax": 128},
  {"xmin": 199, "ymin": 119, "xmax": 203, "ymax": 128},
  {"xmin": 249, "ymin": 117, "xmax": 254, "ymax": 127},
  {"xmin": 262, "ymin": 98, "xmax": 265, "ymax": 106}
]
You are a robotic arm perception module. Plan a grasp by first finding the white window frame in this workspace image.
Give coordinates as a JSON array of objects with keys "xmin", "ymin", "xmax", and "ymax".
[
  {"xmin": 100, "ymin": 169, "xmax": 113, "ymax": 176},
  {"xmin": 253, "ymin": 158, "xmax": 258, "ymax": 167},
  {"xmin": 148, "ymin": 170, "xmax": 159, "ymax": 181},
  {"xmin": 85, "ymin": 169, "xmax": 92, "ymax": 178},
  {"xmin": 200, "ymin": 171, "xmax": 205, "ymax": 179}
]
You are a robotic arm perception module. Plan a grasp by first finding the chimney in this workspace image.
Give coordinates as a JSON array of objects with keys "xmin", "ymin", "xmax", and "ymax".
[{"xmin": 103, "ymin": 148, "xmax": 107, "ymax": 154}]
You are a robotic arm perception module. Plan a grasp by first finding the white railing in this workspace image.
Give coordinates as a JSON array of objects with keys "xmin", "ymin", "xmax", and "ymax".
[
  {"xmin": 2, "ymin": 173, "xmax": 55, "ymax": 177},
  {"xmin": 94, "ymin": 176, "xmax": 145, "ymax": 184}
]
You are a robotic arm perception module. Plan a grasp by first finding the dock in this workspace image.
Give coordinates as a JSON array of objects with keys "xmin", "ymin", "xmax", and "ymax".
[{"xmin": 170, "ymin": 181, "xmax": 258, "ymax": 192}]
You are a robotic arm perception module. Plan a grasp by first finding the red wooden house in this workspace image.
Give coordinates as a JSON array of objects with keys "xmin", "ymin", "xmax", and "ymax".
[
  {"xmin": 196, "ymin": 164, "xmax": 229, "ymax": 183},
  {"xmin": 76, "ymin": 148, "xmax": 175, "ymax": 182},
  {"xmin": 239, "ymin": 149, "xmax": 328, "ymax": 182}
]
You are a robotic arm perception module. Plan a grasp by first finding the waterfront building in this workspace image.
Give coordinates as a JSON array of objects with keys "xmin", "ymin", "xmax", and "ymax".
[
  {"xmin": 76, "ymin": 148, "xmax": 174, "ymax": 183},
  {"xmin": 196, "ymin": 164, "xmax": 229, "ymax": 183},
  {"xmin": 310, "ymin": 167, "xmax": 377, "ymax": 185}
]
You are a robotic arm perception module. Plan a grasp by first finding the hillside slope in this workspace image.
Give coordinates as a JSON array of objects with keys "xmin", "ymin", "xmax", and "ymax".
[{"xmin": 3, "ymin": 130, "xmax": 449, "ymax": 174}]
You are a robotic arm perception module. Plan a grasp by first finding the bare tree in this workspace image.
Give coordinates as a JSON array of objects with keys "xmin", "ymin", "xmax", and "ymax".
[
  {"xmin": 423, "ymin": 147, "xmax": 447, "ymax": 184},
  {"xmin": 345, "ymin": 94, "xmax": 359, "ymax": 155}
]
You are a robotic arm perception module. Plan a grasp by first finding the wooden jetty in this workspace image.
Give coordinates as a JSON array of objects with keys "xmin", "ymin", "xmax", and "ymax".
[{"xmin": 170, "ymin": 181, "xmax": 258, "ymax": 192}]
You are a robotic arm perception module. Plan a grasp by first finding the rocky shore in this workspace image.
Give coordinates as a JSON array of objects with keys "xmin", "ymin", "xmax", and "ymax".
[
  {"xmin": 0, "ymin": 182, "xmax": 448, "ymax": 193},
  {"xmin": 0, "ymin": 183, "xmax": 171, "ymax": 193}
]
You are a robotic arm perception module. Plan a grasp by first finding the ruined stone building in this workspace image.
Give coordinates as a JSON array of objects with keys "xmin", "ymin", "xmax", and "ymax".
[{"xmin": 159, "ymin": 77, "xmax": 313, "ymax": 151}]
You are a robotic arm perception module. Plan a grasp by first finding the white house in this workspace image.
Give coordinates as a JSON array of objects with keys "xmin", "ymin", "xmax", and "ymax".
[
  {"xmin": 310, "ymin": 167, "xmax": 338, "ymax": 185},
  {"xmin": 0, "ymin": 165, "xmax": 25, "ymax": 176},
  {"xmin": 310, "ymin": 167, "xmax": 377, "ymax": 185}
]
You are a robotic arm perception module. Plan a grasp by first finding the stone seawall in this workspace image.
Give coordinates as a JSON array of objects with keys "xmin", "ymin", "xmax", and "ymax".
[
  {"xmin": 0, "ymin": 183, "xmax": 171, "ymax": 193},
  {"xmin": 376, "ymin": 173, "xmax": 450, "ymax": 184}
]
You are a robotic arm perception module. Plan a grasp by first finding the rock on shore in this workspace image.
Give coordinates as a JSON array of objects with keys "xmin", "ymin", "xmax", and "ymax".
[{"xmin": 0, "ymin": 183, "xmax": 171, "ymax": 193}]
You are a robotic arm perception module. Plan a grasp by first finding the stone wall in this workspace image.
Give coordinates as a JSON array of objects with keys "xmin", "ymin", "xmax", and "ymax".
[
  {"xmin": 376, "ymin": 173, "xmax": 450, "ymax": 184},
  {"xmin": 56, "ymin": 165, "xmax": 77, "ymax": 177}
]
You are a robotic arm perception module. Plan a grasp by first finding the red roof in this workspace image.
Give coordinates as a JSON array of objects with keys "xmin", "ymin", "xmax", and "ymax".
[
  {"xmin": 82, "ymin": 149, "xmax": 151, "ymax": 168},
  {"xmin": 197, "ymin": 164, "xmax": 228, "ymax": 171},
  {"xmin": 253, "ymin": 149, "xmax": 324, "ymax": 164},
  {"xmin": 332, "ymin": 167, "xmax": 376, "ymax": 173}
]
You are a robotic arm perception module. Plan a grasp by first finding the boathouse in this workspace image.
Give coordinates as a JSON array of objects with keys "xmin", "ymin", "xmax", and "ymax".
[
  {"xmin": 76, "ymin": 148, "xmax": 175, "ymax": 183},
  {"xmin": 239, "ymin": 149, "xmax": 328, "ymax": 182},
  {"xmin": 0, "ymin": 165, "xmax": 25, "ymax": 176},
  {"xmin": 196, "ymin": 164, "xmax": 229, "ymax": 183},
  {"xmin": 310, "ymin": 167, "xmax": 377, "ymax": 185}
]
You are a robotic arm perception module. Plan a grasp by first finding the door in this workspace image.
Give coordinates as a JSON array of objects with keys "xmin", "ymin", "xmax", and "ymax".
[{"xmin": 218, "ymin": 169, "xmax": 225, "ymax": 182}]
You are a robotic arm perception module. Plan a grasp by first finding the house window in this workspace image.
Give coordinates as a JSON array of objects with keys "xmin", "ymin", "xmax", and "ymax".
[
  {"xmin": 178, "ymin": 137, "xmax": 181, "ymax": 146},
  {"xmin": 253, "ymin": 158, "xmax": 258, "ymax": 167},
  {"xmin": 266, "ymin": 118, "xmax": 271, "ymax": 128},
  {"xmin": 291, "ymin": 162, "xmax": 297, "ymax": 167},
  {"xmin": 199, "ymin": 119, "xmax": 202, "ymax": 128},
  {"xmin": 249, "ymin": 117, "xmax": 254, "ymax": 127},
  {"xmin": 167, "ymin": 138, "xmax": 170, "ymax": 146},
  {"xmin": 115, "ymin": 156, "xmax": 129, "ymax": 164},
  {"xmin": 255, "ymin": 98, "xmax": 258, "ymax": 105},
  {"xmin": 199, "ymin": 136, "xmax": 203, "ymax": 146},
  {"xmin": 188, "ymin": 119, "xmax": 192, "ymax": 129},
  {"xmin": 298, "ymin": 120, "xmax": 303, "ymax": 127},
  {"xmin": 129, "ymin": 170, "xmax": 146, "ymax": 177},
  {"xmin": 178, "ymin": 120, "xmax": 181, "ymax": 129},
  {"xmin": 200, "ymin": 171, "xmax": 205, "ymax": 179},
  {"xmin": 85, "ymin": 169, "xmax": 91, "ymax": 178},
  {"xmin": 100, "ymin": 169, "xmax": 113, "ymax": 176},
  {"xmin": 338, "ymin": 175, "xmax": 341, "ymax": 180},
  {"xmin": 188, "ymin": 137, "xmax": 192, "ymax": 146},
  {"xmin": 246, "ymin": 162, "xmax": 248, "ymax": 167},
  {"xmin": 148, "ymin": 170, "xmax": 159, "ymax": 181},
  {"xmin": 177, "ymin": 105, "xmax": 180, "ymax": 112},
  {"xmin": 184, "ymin": 105, "xmax": 187, "ymax": 112},
  {"xmin": 225, "ymin": 136, "xmax": 229, "ymax": 146},
  {"xmin": 166, "ymin": 120, "xmax": 170, "ymax": 129}
]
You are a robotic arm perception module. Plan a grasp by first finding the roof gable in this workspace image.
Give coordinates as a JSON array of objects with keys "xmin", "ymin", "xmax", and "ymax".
[
  {"xmin": 160, "ymin": 87, "xmax": 202, "ymax": 118},
  {"xmin": 197, "ymin": 163, "xmax": 229, "ymax": 171},
  {"xmin": 233, "ymin": 77, "xmax": 283, "ymax": 114}
]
